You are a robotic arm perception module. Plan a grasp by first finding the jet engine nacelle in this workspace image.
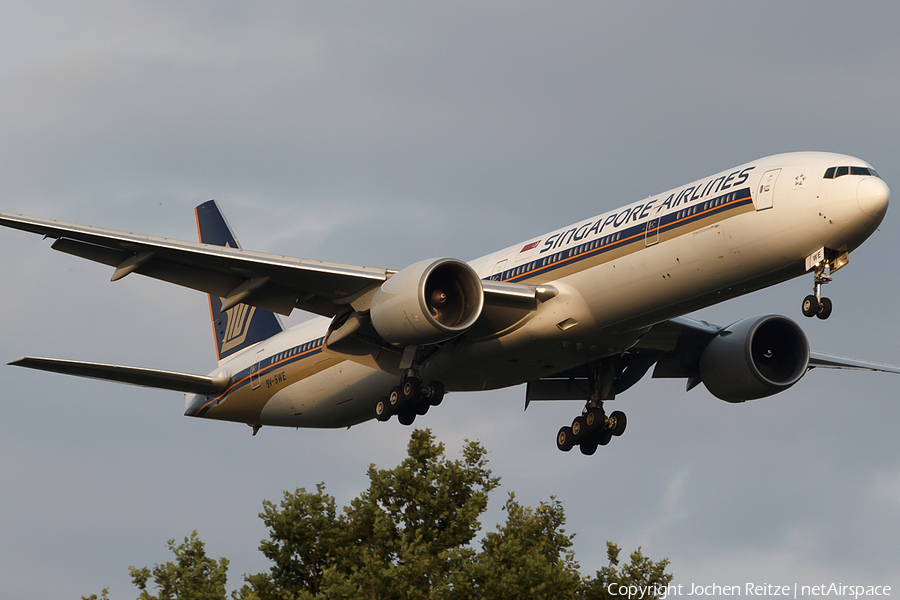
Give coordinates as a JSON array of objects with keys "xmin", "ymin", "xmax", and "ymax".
[
  {"xmin": 369, "ymin": 258, "xmax": 484, "ymax": 347},
  {"xmin": 699, "ymin": 315, "xmax": 810, "ymax": 402}
]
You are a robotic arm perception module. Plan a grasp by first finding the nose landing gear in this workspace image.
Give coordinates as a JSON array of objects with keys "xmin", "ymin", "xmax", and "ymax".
[
  {"xmin": 801, "ymin": 250, "xmax": 847, "ymax": 320},
  {"xmin": 801, "ymin": 263, "xmax": 833, "ymax": 320}
]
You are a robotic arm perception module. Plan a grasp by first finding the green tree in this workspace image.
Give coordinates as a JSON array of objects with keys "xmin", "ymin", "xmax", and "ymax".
[
  {"xmin": 243, "ymin": 483, "xmax": 340, "ymax": 598},
  {"xmin": 246, "ymin": 429, "xmax": 500, "ymax": 600},
  {"xmin": 457, "ymin": 493, "xmax": 582, "ymax": 600},
  {"xmin": 86, "ymin": 531, "xmax": 230, "ymax": 600},
  {"xmin": 86, "ymin": 429, "xmax": 673, "ymax": 599},
  {"xmin": 581, "ymin": 542, "xmax": 674, "ymax": 600}
]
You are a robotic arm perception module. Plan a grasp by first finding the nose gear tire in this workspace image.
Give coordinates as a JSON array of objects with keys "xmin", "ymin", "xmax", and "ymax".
[{"xmin": 802, "ymin": 295, "xmax": 819, "ymax": 318}]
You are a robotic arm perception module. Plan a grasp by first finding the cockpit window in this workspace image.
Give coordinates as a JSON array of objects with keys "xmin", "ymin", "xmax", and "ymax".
[{"xmin": 824, "ymin": 166, "xmax": 879, "ymax": 179}]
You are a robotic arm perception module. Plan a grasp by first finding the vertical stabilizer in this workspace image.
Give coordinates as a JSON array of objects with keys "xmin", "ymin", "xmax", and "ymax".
[{"xmin": 195, "ymin": 200, "xmax": 284, "ymax": 361}]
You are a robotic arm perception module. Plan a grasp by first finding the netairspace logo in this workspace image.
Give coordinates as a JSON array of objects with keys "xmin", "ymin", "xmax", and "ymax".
[{"xmin": 606, "ymin": 582, "xmax": 892, "ymax": 600}]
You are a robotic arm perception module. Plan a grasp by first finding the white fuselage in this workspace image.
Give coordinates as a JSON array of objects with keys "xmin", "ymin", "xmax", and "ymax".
[{"xmin": 186, "ymin": 152, "xmax": 889, "ymax": 428}]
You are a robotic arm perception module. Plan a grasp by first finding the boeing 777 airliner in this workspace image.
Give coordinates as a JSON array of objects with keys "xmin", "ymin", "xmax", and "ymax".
[{"xmin": 2, "ymin": 151, "xmax": 896, "ymax": 455}]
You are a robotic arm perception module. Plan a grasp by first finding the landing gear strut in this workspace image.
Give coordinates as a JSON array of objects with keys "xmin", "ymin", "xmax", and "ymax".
[{"xmin": 555, "ymin": 360, "xmax": 628, "ymax": 455}]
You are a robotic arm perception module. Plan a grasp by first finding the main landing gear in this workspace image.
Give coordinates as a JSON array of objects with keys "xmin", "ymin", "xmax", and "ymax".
[
  {"xmin": 374, "ymin": 345, "xmax": 445, "ymax": 426},
  {"xmin": 556, "ymin": 407, "xmax": 627, "ymax": 455},
  {"xmin": 375, "ymin": 378, "xmax": 445, "ymax": 426},
  {"xmin": 554, "ymin": 360, "xmax": 630, "ymax": 455}
]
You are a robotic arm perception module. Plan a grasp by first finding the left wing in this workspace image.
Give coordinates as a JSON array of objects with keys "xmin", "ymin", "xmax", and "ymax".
[
  {"xmin": 807, "ymin": 351, "xmax": 900, "ymax": 374},
  {"xmin": 525, "ymin": 315, "xmax": 900, "ymax": 404},
  {"xmin": 643, "ymin": 315, "xmax": 900, "ymax": 375}
]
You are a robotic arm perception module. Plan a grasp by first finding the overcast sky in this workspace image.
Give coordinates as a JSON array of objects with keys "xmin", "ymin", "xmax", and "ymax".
[{"xmin": 2, "ymin": 2, "xmax": 900, "ymax": 598}]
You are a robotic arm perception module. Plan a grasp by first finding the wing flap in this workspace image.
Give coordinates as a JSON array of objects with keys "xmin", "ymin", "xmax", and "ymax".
[{"xmin": 9, "ymin": 357, "xmax": 230, "ymax": 395}]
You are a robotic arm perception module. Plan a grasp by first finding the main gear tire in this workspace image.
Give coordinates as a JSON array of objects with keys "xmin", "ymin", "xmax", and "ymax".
[
  {"xmin": 402, "ymin": 378, "xmax": 422, "ymax": 402},
  {"xmin": 388, "ymin": 386, "xmax": 403, "ymax": 410},
  {"xmin": 580, "ymin": 440, "xmax": 598, "ymax": 456},
  {"xmin": 425, "ymin": 381, "xmax": 445, "ymax": 406},
  {"xmin": 585, "ymin": 407, "xmax": 604, "ymax": 432},
  {"xmin": 398, "ymin": 410, "xmax": 416, "ymax": 426},
  {"xmin": 608, "ymin": 410, "xmax": 627, "ymax": 436},
  {"xmin": 375, "ymin": 400, "xmax": 391, "ymax": 422},
  {"xmin": 556, "ymin": 426, "xmax": 576, "ymax": 452},
  {"xmin": 571, "ymin": 416, "xmax": 587, "ymax": 442}
]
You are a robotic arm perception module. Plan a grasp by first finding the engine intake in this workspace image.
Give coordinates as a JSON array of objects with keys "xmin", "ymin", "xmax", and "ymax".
[
  {"xmin": 370, "ymin": 258, "xmax": 484, "ymax": 346},
  {"xmin": 699, "ymin": 315, "xmax": 810, "ymax": 402}
]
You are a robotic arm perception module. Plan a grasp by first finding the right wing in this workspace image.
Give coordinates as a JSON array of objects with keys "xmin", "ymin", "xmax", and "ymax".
[
  {"xmin": 0, "ymin": 210, "xmax": 543, "ymax": 321},
  {"xmin": 0, "ymin": 210, "xmax": 390, "ymax": 317}
]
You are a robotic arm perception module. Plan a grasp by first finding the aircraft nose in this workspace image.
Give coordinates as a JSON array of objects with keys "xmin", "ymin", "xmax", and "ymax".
[{"xmin": 858, "ymin": 176, "xmax": 890, "ymax": 217}]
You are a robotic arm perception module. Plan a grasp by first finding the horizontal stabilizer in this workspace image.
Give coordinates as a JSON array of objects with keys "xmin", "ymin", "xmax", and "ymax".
[{"xmin": 9, "ymin": 357, "xmax": 230, "ymax": 395}]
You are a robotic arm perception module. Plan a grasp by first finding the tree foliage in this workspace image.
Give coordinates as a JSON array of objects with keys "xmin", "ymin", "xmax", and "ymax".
[
  {"xmin": 459, "ymin": 493, "xmax": 582, "ymax": 599},
  {"xmin": 85, "ymin": 429, "xmax": 673, "ymax": 599},
  {"xmin": 582, "ymin": 542, "xmax": 674, "ymax": 600},
  {"xmin": 82, "ymin": 532, "xmax": 229, "ymax": 600}
]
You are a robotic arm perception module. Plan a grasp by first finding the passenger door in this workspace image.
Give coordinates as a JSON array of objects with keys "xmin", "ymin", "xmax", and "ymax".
[{"xmin": 755, "ymin": 169, "xmax": 781, "ymax": 211}]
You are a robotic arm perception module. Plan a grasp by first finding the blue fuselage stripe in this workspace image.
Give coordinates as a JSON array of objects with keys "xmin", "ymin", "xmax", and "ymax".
[
  {"xmin": 494, "ymin": 188, "xmax": 752, "ymax": 283},
  {"xmin": 187, "ymin": 336, "xmax": 326, "ymax": 416}
]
